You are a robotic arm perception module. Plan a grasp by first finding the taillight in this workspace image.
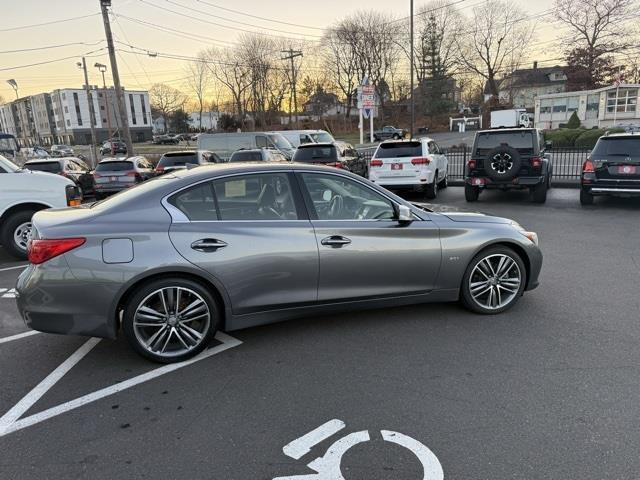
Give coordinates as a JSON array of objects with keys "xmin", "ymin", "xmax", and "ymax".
[
  {"xmin": 325, "ymin": 162, "xmax": 344, "ymax": 169},
  {"xmin": 28, "ymin": 238, "xmax": 86, "ymax": 265},
  {"xmin": 468, "ymin": 159, "xmax": 477, "ymax": 170},
  {"xmin": 127, "ymin": 171, "xmax": 142, "ymax": 181},
  {"xmin": 531, "ymin": 157, "xmax": 542, "ymax": 169},
  {"xmin": 156, "ymin": 165, "xmax": 165, "ymax": 173},
  {"xmin": 583, "ymin": 159, "xmax": 595, "ymax": 173},
  {"xmin": 370, "ymin": 159, "xmax": 383, "ymax": 167},
  {"xmin": 411, "ymin": 157, "xmax": 431, "ymax": 165},
  {"xmin": 93, "ymin": 173, "xmax": 101, "ymax": 178}
]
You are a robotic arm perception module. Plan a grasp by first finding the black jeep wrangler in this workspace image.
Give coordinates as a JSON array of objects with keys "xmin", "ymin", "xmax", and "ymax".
[{"xmin": 465, "ymin": 128, "xmax": 553, "ymax": 203}]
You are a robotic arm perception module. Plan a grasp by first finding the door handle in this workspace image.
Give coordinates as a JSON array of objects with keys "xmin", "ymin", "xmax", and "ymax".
[
  {"xmin": 191, "ymin": 238, "xmax": 228, "ymax": 252},
  {"xmin": 321, "ymin": 236, "xmax": 351, "ymax": 247}
]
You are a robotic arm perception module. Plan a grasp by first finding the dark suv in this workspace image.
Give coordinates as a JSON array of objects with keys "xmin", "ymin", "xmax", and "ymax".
[
  {"xmin": 580, "ymin": 133, "xmax": 640, "ymax": 204},
  {"xmin": 465, "ymin": 128, "xmax": 552, "ymax": 203}
]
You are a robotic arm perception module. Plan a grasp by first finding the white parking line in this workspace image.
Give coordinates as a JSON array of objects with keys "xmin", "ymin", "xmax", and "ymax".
[
  {"xmin": 0, "ymin": 330, "xmax": 40, "ymax": 345},
  {"xmin": 0, "ymin": 288, "xmax": 16, "ymax": 299},
  {"xmin": 0, "ymin": 264, "xmax": 28, "ymax": 272},
  {"xmin": 0, "ymin": 332, "xmax": 242, "ymax": 437},
  {"xmin": 283, "ymin": 419, "xmax": 346, "ymax": 460}
]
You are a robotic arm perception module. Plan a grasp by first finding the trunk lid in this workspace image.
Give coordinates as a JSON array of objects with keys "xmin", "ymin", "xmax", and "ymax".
[{"xmin": 373, "ymin": 141, "xmax": 425, "ymax": 178}]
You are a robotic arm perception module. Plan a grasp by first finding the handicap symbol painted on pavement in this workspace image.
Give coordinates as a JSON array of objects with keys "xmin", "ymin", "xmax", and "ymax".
[{"xmin": 273, "ymin": 419, "xmax": 444, "ymax": 480}]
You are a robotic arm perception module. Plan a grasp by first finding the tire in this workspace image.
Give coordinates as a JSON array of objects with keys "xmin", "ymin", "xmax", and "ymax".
[
  {"xmin": 122, "ymin": 277, "xmax": 220, "ymax": 363},
  {"xmin": 484, "ymin": 146, "xmax": 522, "ymax": 181},
  {"xmin": 424, "ymin": 175, "xmax": 438, "ymax": 200},
  {"xmin": 392, "ymin": 133, "xmax": 400, "ymax": 140},
  {"xmin": 1, "ymin": 210, "xmax": 36, "ymax": 260},
  {"xmin": 372, "ymin": 135, "xmax": 379, "ymax": 142},
  {"xmin": 438, "ymin": 175, "xmax": 448, "ymax": 189},
  {"xmin": 464, "ymin": 184, "xmax": 480, "ymax": 202},
  {"xmin": 531, "ymin": 181, "xmax": 547, "ymax": 203},
  {"xmin": 460, "ymin": 246, "xmax": 527, "ymax": 314},
  {"xmin": 580, "ymin": 188, "xmax": 594, "ymax": 205}
]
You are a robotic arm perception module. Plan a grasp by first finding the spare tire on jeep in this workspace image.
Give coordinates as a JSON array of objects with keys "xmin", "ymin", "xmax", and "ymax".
[{"xmin": 484, "ymin": 146, "xmax": 521, "ymax": 181}]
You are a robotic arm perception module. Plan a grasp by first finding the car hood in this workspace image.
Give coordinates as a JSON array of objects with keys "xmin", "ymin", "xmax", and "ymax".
[
  {"xmin": 17, "ymin": 169, "xmax": 75, "ymax": 185},
  {"xmin": 412, "ymin": 202, "xmax": 512, "ymax": 224}
]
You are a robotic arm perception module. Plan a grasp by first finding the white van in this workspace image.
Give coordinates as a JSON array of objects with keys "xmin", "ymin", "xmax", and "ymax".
[
  {"xmin": 276, "ymin": 130, "xmax": 335, "ymax": 148},
  {"xmin": 197, "ymin": 132, "xmax": 295, "ymax": 160}
]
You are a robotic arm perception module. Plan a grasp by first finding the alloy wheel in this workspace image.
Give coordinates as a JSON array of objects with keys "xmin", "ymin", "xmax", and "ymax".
[
  {"xmin": 13, "ymin": 221, "xmax": 32, "ymax": 252},
  {"xmin": 490, "ymin": 153, "xmax": 514, "ymax": 174},
  {"xmin": 468, "ymin": 254, "xmax": 522, "ymax": 310},
  {"xmin": 133, "ymin": 286, "xmax": 211, "ymax": 358}
]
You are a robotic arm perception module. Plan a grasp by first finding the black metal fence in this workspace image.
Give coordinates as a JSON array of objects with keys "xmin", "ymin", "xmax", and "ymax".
[{"xmin": 357, "ymin": 146, "xmax": 591, "ymax": 186}]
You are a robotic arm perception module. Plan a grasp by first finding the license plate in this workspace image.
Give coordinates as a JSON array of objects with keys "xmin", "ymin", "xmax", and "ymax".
[
  {"xmin": 110, "ymin": 176, "xmax": 117, "ymax": 181},
  {"xmin": 391, "ymin": 163, "xmax": 403, "ymax": 170},
  {"xmin": 618, "ymin": 165, "xmax": 636, "ymax": 175}
]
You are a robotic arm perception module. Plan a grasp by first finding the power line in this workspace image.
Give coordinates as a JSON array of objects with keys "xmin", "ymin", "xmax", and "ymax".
[
  {"xmin": 0, "ymin": 13, "xmax": 101, "ymax": 33},
  {"xmin": 0, "ymin": 48, "xmax": 108, "ymax": 72},
  {"xmin": 0, "ymin": 41, "xmax": 104, "ymax": 55}
]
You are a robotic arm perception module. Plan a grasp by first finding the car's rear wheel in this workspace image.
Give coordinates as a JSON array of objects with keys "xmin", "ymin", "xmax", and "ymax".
[
  {"xmin": 437, "ymin": 175, "xmax": 448, "ymax": 189},
  {"xmin": 464, "ymin": 184, "xmax": 480, "ymax": 202},
  {"xmin": 531, "ymin": 181, "xmax": 548, "ymax": 203},
  {"xmin": 580, "ymin": 188, "xmax": 594, "ymax": 205},
  {"xmin": 1, "ymin": 210, "xmax": 35, "ymax": 260},
  {"xmin": 122, "ymin": 278, "xmax": 219, "ymax": 363},
  {"xmin": 461, "ymin": 246, "xmax": 527, "ymax": 314},
  {"xmin": 424, "ymin": 175, "xmax": 438, "ymax": 199}
]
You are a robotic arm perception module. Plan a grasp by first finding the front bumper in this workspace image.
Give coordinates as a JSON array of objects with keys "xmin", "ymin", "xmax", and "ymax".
[{"xmin": 524, "ymin": 243, "xmax": 543, "ymax": 291}]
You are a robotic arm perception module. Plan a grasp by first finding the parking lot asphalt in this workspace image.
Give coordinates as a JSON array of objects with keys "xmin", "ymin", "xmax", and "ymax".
[{"xmin": 1, "ymin": 187, "xmax": 640, "ymax": 479}]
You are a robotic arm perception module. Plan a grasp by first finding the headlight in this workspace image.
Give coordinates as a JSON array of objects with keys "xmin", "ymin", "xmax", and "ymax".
[{"xmin": 510, "ymin": 221, "xmax": 539, "ymax": 246}]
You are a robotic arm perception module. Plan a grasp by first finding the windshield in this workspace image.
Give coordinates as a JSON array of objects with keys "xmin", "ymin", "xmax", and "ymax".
[
  {"xmin": 0, "ymin": 136, "xmax": 19, "ymax": 153},
  {"xmin": 158, "ymin": 154, "xmax": 198, "ymax": 167},
  {"xmin": 591, "ymin": 138, "xmax": 640, "ymax": 157},
  {"xmin": 25, "ymin": 161, "xmax": 61, "ymax": 173},
  {"xmin": 230, "ymin": 151, "xmax": 263, "ymax": 162},
  {"xmin": 475, "ymin": 131, "xmax": 534, "ymax": 153},
  {"xmin": 375, "ymin": 141, "xmax": 422, "ymax": 158},
  {"xmin": 0, "ymin": 154, "xmax": 19, "ymax": 173},
  {"xmin": 268, "ymin": 133, "xmax": 294, "ymax": 150},
  {"xmin": 310, "ymin": 132, "xmax": 335, "ymax": 143},
  {"xmin": 293, "ymin": 145, "xmax": 338, "ymax": 162},
  {"xmin": 96, "ymin": 161, "xmax": 134, "ymax": 171}
]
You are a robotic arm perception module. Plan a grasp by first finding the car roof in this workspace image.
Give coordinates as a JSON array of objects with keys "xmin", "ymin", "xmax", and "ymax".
[
  {"xmin": 603, "ymin": 132, "xmax": 640, "ymax": 138},
  {"xmin": 379, "ymin": 138, "xmax": 429, "ymax": 144},
  {"xmin": 477, "ymin": 128, "xmax": 537, "ymax": 134},
  {"xmin": 297, "ymin": 142, "xmax": 336, "ymax": 148},
  {"xmin": 24, "ymin": 158, "xmax": 61, "ymax": 164},
  {"xmin": 162, "ymin": 150, "xmax": 198, "ymax": 155},
  {"xmin": 99, "ymin": 157, "xmax": 133, "ymax": 163}
]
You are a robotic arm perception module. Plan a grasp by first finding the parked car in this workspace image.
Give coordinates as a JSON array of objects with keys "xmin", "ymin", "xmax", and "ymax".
[
  {"xmin": 229, "ymin": 148, "xmax": 288, "ymax": 162},
  {"xmin": 368, "ymin": 138, "xmax": 448, "ymax": 199},
  {"xmin": 23, "ymin": 157, "xmax": 95, "ymax": 196},
  {"xmin": 277, "ymin": 129, "xmax": 335, "ymax": 148},
  {"xmin": 17, "ymin": 162, "xmax": 542, "ymax": 362},
  {"xmin": 464, "ymin": 128, "xmax": 552, "ymax": 203},
  {"xmin": 372, "ymin": 126, "xmax": 408, "ymax": 142},
  {"xmin": 93, "ymin": 156, "xmax": 155, "ymax": 199},
  {"xmin": 292, "ymin": 142, "xmax": 368, "ymax": 177},
  {"xmin": 25, "ymin": 145, "xmax": 50, "ymax": 158},
  {"xmin": 100, "ymin": 140, "xmax": 127, "ymax": 155},
  {"xmin": 0, "ymin": 154, "xmax": 81, "ymax": 259},
  {"xmin": 0, "ymin": 133, "xmax": 20, "ymax": 160},
  {"xmin": 198, "ymin": 132, "xmax": 295, "ymax": 160},
  {"xmin": 580, "ymin": 132, "xmax": 640, "ymax": 205},
  {"xmin": 50, "ymin": 144, "xmax": 74, "ymax": 157},
  {"xmin": 153, "ymin": 135, "xmax": 180, "ymax": 145},
  {"xmin": 155, "ymin": 150, "xmax": 223, "ymax": 174}
]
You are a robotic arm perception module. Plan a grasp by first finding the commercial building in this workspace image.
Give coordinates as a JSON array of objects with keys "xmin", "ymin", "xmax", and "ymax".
[
  {"xmin": 0, "ymin": 86, "xmax": 152, "ymax": 146},
  {"xmin": 534, "ymin": 83, "xmax": 640, "ymax": 130}
]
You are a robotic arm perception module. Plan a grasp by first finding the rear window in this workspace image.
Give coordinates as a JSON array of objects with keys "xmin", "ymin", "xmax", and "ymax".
[
  {"xmin": 475, "ymin": 131, "xmax": 535, "ymax": 153},
  {"xmin": 96, "ymin": 161, "xmax": 134, "ymax": 171},
  {"xmin": 158, "ymin": 153, "xmax": 198, "ymax": 167},
  {"xmin": 230, "ymin": 151, "xmax": 263, "ymax": 162},
  {"xmin": 25, "ymin": 161, "xmax": 61, "ymax": 173},
  {"xmin": 592, "ymin": 137, "xmax": 640, "ymax": 157},
  {"xmin": 292, "ymin": 145, "xmax": 338, "ymax": 162},
  {"xmin": 374, "ymin": 141, "xmax": 421, "ymax": 158}
]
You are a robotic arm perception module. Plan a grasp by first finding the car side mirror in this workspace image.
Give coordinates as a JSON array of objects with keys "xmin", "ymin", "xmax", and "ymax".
[
  {"xmin": 397, "ymin": 204, "xmax": 413, "ymax": 223},
  {"xmin": 545, "ymin": 141, "xmax": 553, "ymax": 149}
]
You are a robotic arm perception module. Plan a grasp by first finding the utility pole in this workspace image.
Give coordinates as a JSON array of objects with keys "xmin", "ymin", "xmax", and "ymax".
[
  {"xmin": 95, "ymin": 63, "xmax": 114, "ymax": 155},
  {"xmin": 281, "ymin": 48, "xmax": 303, "ymax": 128},
  {"xmin": 100, "ymin": 0, "xmax": 133, "ymax": 155},
  {"xmin": 410, "ymin": 0, "xmax": 415, "ymax": 139},
  {"xmin": 78, "ymin": 58, "xmax": 98, "ymax": 167}
]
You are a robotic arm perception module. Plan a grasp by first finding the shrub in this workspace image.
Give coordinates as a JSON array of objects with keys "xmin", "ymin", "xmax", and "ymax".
[
  {"xmin": 566, "ymin": 111, "xmax": 581, "ymax": 129},
  {"xmin": 544, "ymin": 129, "xmax": 585, "ymax": 147},
  {"xmin": 574, "ymin": 129, "xmax": 606, "ymax": 148}
]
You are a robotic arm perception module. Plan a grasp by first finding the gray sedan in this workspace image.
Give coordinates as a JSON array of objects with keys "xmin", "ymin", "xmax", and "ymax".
[{"xmin": 16, "ymin": 163, "xmax": 542, "ymax": 363}]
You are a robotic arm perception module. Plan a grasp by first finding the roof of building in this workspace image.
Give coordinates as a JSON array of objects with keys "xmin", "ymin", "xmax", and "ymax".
[{"xmin": 485, "ymin": 66, "xmax": 568, "ymax": 94}]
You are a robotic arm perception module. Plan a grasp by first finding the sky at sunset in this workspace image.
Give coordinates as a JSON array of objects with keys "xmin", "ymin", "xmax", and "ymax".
[{"xmin": 0, "ymin": 0, "xmax": 557, "ymax": 101}]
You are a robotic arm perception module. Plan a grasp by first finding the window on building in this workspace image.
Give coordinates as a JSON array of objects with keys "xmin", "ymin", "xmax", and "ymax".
[
  {"xmin": 607, "ymin": 88, "xmax": 638, "ymax": 113},
  {"xmin": 140, "ymin": 94, "xmax": 148, "ymax": 125},
  {"xmin": 64, "ymin": 106, "xmax": 68, "ymax": 114},
  {"xmin": 567, "ymin": 97, "xmax": 579, "ymax": 112},
  {"xmin": 586, "ymin": 94, "xmax": 599, "ymax": 111},
  {"xmin": 129, "ymin": 94, "xmax": 136, "ymax": 125},
  {"xmin": 540, "ymin": 99, "xmax": 552, "ymax": 114},
  {"xmin": 66, "ymin": 120, "xmax": 71, "ymax": 127},
  {"xmin": 552, "ymin": 98, "xmax": 567, "ymax": 113},
  {"xmin": 73, "ymin": 92, "xmax": 82, "ymax": 126}
]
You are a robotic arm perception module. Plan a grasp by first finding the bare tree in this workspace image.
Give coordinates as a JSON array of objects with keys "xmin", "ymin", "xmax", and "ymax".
[
  {"xmin": 456, "ymin": 0, "xmax": 533, "ymax": 98},
  {"xmin": 149, "ymin": 83, "xmax": 187, "ymax": 133},
  {"xmin": 555, "ymin": 0, "xmax": 634, "ymax": 89},
  {"xmin": 185, "ymin": 54, "xmax": 211, "ymax": 131},
  {"xmin": 322, "ymin": 22, "xmax": 360, "ymax": 117}
]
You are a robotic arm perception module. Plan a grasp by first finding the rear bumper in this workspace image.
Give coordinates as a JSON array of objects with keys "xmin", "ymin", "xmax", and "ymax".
[{"xmin": 466, "ymin": 176, "xmax": 545, "ymax": 188}]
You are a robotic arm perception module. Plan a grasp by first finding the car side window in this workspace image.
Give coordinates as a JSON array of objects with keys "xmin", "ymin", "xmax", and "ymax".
[
  {"xmin": 168, "ymin": 182, "xmax": 218, "ymax": 221},
  {"xmin": 427, "ymin": 141, "xmax": 438, "ymax": 154},
  {"xmin": 300, "ymin": 173, "xmax": 395, "ymax": 221},
  {"xmin": 213, "ymin": 173, "xmax": 299, "ymax": 221},
  {"xmin": 256, "ymin": 136, "xmax": 268, "ymax": 148}
]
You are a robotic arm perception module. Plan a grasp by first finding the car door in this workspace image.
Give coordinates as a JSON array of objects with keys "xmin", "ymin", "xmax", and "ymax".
[
  {"xmin": 167, "ymin": 171, "xmax": 319, "ymax": 316},
  {"xmin": 428, "ymin": 141, "xmax": 447, "ymax": 181},
  {"xmin": 297, "ymin": 171, "xmax": 441, "ymax": 302}
]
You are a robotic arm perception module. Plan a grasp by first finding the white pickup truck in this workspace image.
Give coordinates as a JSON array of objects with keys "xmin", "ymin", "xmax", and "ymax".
[{"xmin": 0, "ymin": 154, "xmax": 82, "ymax": 259}]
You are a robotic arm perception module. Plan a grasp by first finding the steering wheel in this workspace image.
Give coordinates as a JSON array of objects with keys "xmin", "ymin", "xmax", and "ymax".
[{"xmin": 329, "ymin": 195, "xmax": 344, "ymax": 218}]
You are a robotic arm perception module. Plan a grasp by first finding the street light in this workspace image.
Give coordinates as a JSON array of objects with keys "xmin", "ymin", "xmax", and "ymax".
[
  {"xmin": 94, "ymin": 63, "xmax": 114, "ymax": 153},
  {"xmin": 6, "ymin": 79, "xmax": 18, "ymax": 99}
]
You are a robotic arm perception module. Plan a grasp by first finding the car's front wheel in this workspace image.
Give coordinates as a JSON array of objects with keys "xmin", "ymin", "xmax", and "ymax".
[
  {"xmin": 1, "ymin": 210, "xmax": 36, "ymax": 259},
  {"xmin": 461, "ymin": 246, "xmax": 527, "ymax": 314},
  {"xmin": 122, "ymin": 278, "xmax": 219, "ymax": 363}
]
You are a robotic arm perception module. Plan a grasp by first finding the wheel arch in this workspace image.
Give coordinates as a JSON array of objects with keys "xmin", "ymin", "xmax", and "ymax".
[
  {"xmin": 0, "ymin": 202, "xmax": 53, "ymax": 226},
  {"xmin": 470, "ymin": 240, "xmax": 532, "ymax": 289},
  {"xmin": 111, "ymin": 268, "xmax": 231, "ymax": 337}
]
